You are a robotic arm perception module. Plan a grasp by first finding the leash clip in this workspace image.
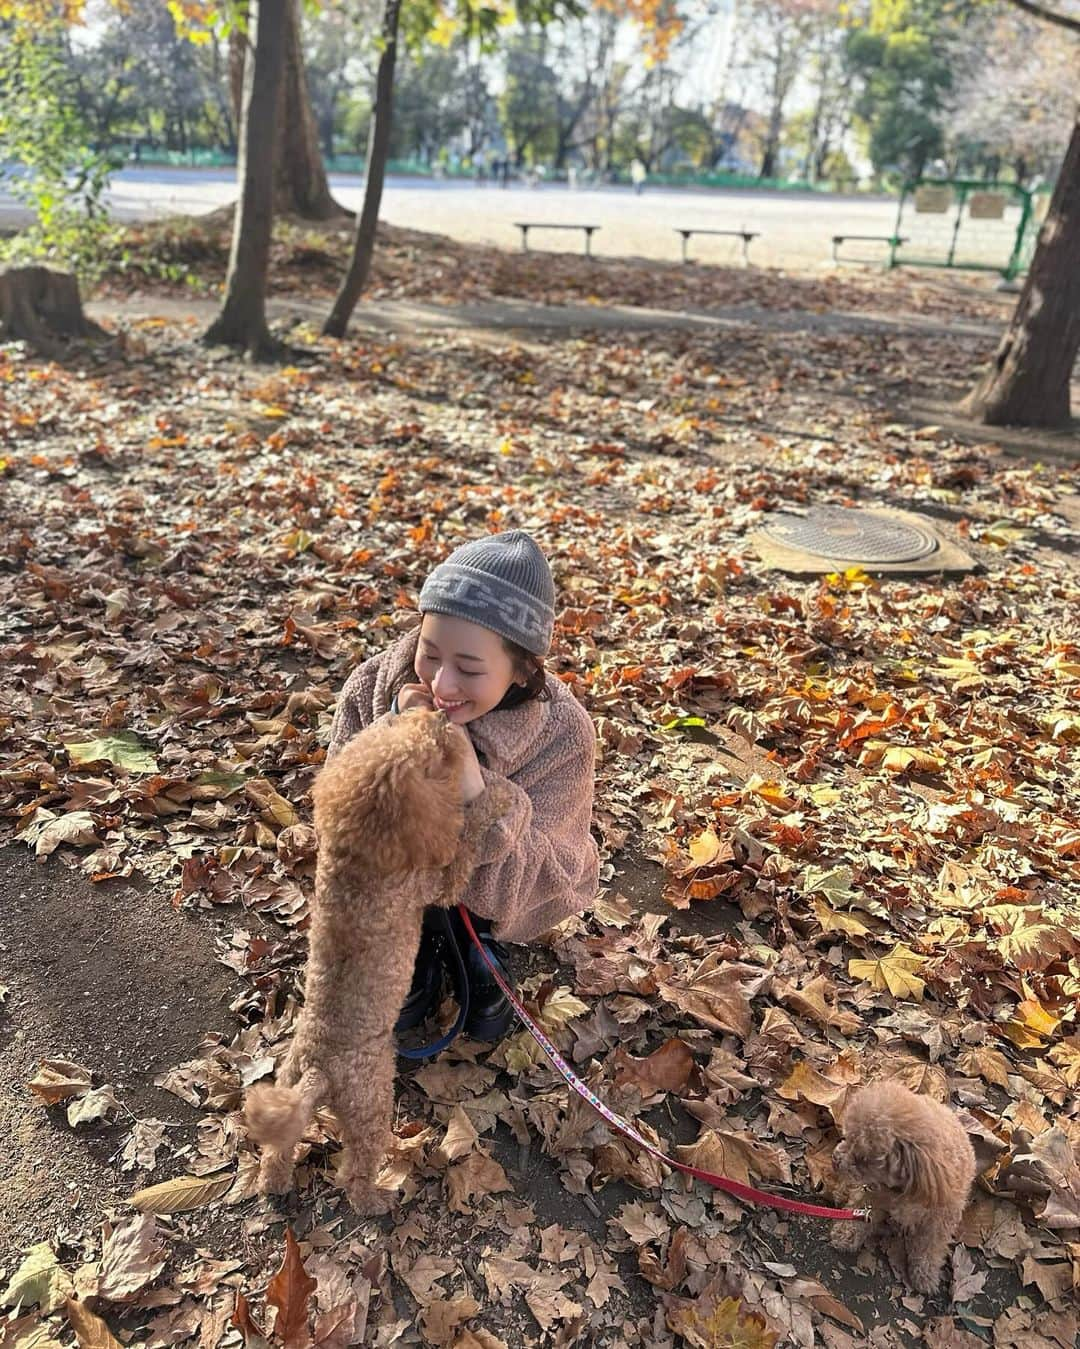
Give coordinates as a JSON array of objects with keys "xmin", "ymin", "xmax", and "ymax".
[{"xmin": 853, "ymin": 1206, "xmax": 873, "ymax": 1222}]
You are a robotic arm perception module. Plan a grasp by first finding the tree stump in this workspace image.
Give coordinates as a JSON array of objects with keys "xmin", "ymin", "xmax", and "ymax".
[{"xmin": 0, "ymin": 266, "xmax": 108, "ymax": 358}]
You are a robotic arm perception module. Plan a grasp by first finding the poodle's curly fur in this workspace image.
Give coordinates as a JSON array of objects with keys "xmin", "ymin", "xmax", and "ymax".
[
  {"xmin": 244, "ymin": 710, "xmax": 493, "ymax": 1215},
  {"xmin": 830, "ymin": 1081, "xmax": 977, "ymax": 1294}
]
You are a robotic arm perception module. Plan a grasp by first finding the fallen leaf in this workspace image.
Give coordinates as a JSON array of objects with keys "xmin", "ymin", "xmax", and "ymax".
[
  {"xmin": 848, "ymin": 945, "xmax": 926, "ymax": 1001},
  {"xmin": 451, "ymin": 1332, "xmax": 508, "ymax": 1349},
  {"xmin": 674, "ymin": 1125, "xmax": 791, "ymax": 1189},
  {"xmin": 950, "ymin": 1245, "xmax": 987, "ymax": 1304},
  {"xmin": 613, "ymin": 1037, "xmax": 695, "ymax": 1096},
  {"xmin": 775, "ymin": 976, "xmax": 861, "ymax": 1035},
  {"xmin": 28, "ymin": 810, "xmax": 100, "ymax": 857},
  {"xmin": 129, "ymin": 1172, "xmax": 233, "ymax": 1213},
  {"xmin": 65, "ymin": 1298, "xmax": 124, "ymax": 1349},
  {"xmin": 27, "ymin": 1059, "xmax": 93, "ymax": 1105},
  {"xmin": 776, "ymin": 1062, "xmax": 851, "ymax": 1119},
  {"xmin": 96, "ymin": 1216, "xmax": 168, "ymax": 1303},
  {"xmin": 957, "ymin": 1045, "xmax": 1011, "ymax": 1089},
  {"xmin": 687, "ymin": 826, "xmax": 734, "ymax": 868},
  {"xmin": 0, "ymin": 1313, "xmax": 65, "ymax": 1348},
  {"xmin": 67, "ymin": 1084, "xmax": 120, "ymax": 1128},
  {"xmin": 66, "ymin": 731, "xmax": 158, "ymax": 774},
  {"xmin": 420, "ymin": 1296, "xmax": 479, "ymax": 1348},
  {"xmin": 0, "ymin": 1243, "xmax": 73, "ymax": 1313},
  {"xmin": 435, "ymin": 1105, "xmax": 479, "ymax": 1165},
  {"xmin": 668, "ymin": 1294, "xmax": 779, "ymax": 1349},
  {"xmin": 444, "ymin": 1151, "xmax": 511, "ymax": 1214},
  {"xmin": 266, "ymin": 1229, "xmax": 317, "ymax": 1349}
]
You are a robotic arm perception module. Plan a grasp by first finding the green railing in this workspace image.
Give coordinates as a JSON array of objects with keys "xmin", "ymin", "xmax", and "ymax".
[{"xmin": 112, "ymin": 146, "xmax": 865, "ymax": 194}]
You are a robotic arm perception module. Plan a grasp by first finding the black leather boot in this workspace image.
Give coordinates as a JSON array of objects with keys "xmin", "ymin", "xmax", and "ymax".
[
  {"xmin": 447, "ymin": 910, "xmax": 516, "ymax": 1042},
  {"xmin": 394, "ymin": 925, "xmax": 445, "ymax": 1032}
]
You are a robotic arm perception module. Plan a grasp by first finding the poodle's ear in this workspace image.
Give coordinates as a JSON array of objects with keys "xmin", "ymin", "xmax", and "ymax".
[
  {"xmin": 884, "ymin": 1137, "xmax": 919, "ymax": 1193},
  {"xmin": 312, "ymin": 711, "xmax": 464, "ymax": 878},
  {"xmin": 388, "ymin": 751, "xmax": 465, "ymax": 872}
]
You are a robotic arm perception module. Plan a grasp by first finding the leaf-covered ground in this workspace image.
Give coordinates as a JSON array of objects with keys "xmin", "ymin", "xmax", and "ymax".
[{"xmin": 1, "ymin": 235, "xmax": 1079, "ymax": 1349}]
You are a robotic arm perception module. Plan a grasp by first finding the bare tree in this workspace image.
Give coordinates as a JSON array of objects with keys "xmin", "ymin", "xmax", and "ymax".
[
  {"xmin": 275, "ymin": 0, "xmax": 348, "ymax": 218},
  {"xmin": 963, "ymin": 117, "xmax": 1079, "ymax": 428},
  {"xmin": 322, "ymin": 0, "xmax": 401, "ymax": 338},
  {"xmin": 204, "ymin": 0, "xmax": 288, "ymax": 358}
]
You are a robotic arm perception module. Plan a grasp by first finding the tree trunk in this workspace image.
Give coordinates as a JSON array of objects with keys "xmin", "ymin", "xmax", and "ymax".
[
  {"xmin": 963, "ymin": 118, "xmax": 1080, "ymax": 429},
  {"xmin": 322, "ymin": 0, "xmax": 401, "ymax": 339},
  {"xmin": 203, "ymin": 0, "xmax": 287, "ymax": 359},
  {"xmin": 273, "ymin": 0, "xmax": 348, "ymax": 219},
  {"xmin": 0, "ymin": 266, "xmax": 107, "ymax": 358}
]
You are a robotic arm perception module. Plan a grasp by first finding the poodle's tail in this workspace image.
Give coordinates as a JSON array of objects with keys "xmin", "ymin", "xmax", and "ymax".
[{"xmin": 245, "ymin": 1066, "xmax": 328, "ymax": 1154}]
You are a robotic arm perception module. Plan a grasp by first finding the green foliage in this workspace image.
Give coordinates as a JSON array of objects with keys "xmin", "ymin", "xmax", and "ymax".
[
  {"xmin": 0, "ymin": 23, "xmax": 116, "ymax": 280},
  {"xmin": 845, "ymin": 0, "xmax": 954, "ymax": 178}
]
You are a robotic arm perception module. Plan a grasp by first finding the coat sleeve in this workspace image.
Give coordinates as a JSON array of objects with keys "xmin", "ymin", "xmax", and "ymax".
[
  {"xmin": 326, "ymin": 655, "xmax": 386, "ymax": 759},
  {"xmin": 454, "ymin": 700, "xmax": 599, "ymax": 944}
]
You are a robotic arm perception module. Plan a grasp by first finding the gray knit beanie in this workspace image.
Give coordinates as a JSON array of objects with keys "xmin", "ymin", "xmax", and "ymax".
[{"xmin": 418, "ymin": 530, "xmax": 555, "ymax": 656}]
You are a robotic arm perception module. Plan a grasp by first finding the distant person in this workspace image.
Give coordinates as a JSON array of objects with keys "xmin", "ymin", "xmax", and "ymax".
[
  {"xmin": 630, "ymin": 158, "xmax": 647, "ymax": 195},
  {"xmin": 475, "ymin": 151, "xmax": 488, "ymax": 186},
  {"xmin": 500, "ymin": 159, "xmax": 511, "ymax": 189},
  {"xmin": 567, "ymin": 165, "xmax": 578, "ymax": 190}
]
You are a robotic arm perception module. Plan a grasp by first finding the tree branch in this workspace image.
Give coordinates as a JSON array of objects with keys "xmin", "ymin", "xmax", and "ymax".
[{"xmin": 1003, "ymin": 0, "xmax": 1080, "ymax": 35}]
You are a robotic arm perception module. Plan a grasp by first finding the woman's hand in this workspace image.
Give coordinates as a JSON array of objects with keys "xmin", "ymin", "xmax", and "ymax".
[
  {"xmin": 450, "ymin": 725, "xmax": 486, "ymax": 804},
  {"xmin": 397, "ymin": 682, "xmax": 434, "ymax": 713}
]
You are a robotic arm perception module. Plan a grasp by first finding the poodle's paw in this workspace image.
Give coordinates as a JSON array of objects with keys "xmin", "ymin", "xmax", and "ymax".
[
  {"xmin": 830, "ymin": 1220, "xmax": 868, "ymax": 1254},
  {"xmin": 905, "ymin": 1251, "xmax": 944, "ymax": 1296},
  {"xmin": 343, "ymin": 1178, "xmax": 396, "ymax": 1216},
  {"xmin": 257, "ymin": 1154, "xmax": 296, "ymax": 1197}
]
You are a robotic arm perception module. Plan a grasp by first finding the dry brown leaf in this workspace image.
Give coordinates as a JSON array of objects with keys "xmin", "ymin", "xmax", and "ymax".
[
  {"xmin": 451, "ymin": 1332, "xmax": 508, "ymax": 1349},
  {"xmin": 129, "ymin": 1172, "xmax": 233, "ymax": 1214},
  {"xmin": 613, "ymin": 1037, "xmax": 695, "ymax": 1097},
  {"xmin": 957, "ymin": 1045, "xmax": 1012, "ymax": 1089},
  {"xmin": 775, "ymin": 976, "xmax": 861, "ymax": 1035},
  {"xmin": 266, "ymin": 1229, "xmax": 317, "ymax": 1349},
  {"xmin": 435, "ymin": 1105, "xmax": 479, "ymax": 1166},
  {"xmin": 65, "ymin": 1299, "xmax": 123, "ymax": 1349},
  {"xmin": 420, "ymin": 1297, "xmax": 480, "ymax": 1348},
  {"xmin": 667, "ymin": 1293, "xmax": 779, "ymax": 1349},
  {"xmin": 444, "ymin": 1151, "xmax": 511, "ymax": 1214},
  {"xmin": 776, "ymin": 1062, "xmax": 852, "ymax": 1119},
  {"xmin": 96, "ymin": 1216, "xmax": 168, "ymax": 1304},
  {"xmin": 658, "ymin": 958, "xmax": 769, "ymax": 1038},
  {"xmin": 674, "ymin": 1125, "xmax": 790, "ymax": 1189},
  {"xmin": 26, "ymin": 1059, "xmax": 93, "ymax": 1105}
]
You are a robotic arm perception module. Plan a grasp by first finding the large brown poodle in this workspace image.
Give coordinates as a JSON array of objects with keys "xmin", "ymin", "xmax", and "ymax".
[
  {"xmin": 244, "ymin": 709, "xmax": 504, "ymax": 1215},
  {"xmin": 830, "ymin": 1081, "xmax": 977, "ymax": 1294}
]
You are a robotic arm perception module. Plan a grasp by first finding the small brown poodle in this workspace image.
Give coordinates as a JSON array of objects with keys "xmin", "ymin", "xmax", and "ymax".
[
  {"xmin": 244, "ymin": 710, "xmax": 501, "ymax": 1215},
  {"xmin": 829, "ymin": 1081, "xmax": 977, "ymax": 1294}
]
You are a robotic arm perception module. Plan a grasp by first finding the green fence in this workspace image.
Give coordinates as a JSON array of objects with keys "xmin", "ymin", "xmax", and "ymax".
[
  {"xmin": 889, "ymin": 178, "xmax": 1047, "ymax": 281},
  {"xmin": 113, "ymin": 146, "xmax": 863, "ymax": 194}
]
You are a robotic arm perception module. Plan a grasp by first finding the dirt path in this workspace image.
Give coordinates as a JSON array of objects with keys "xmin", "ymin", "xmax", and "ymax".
[
  {"xmin": 0, "ymin": 848, "xmax": 236, "ymax": 1255},
  {"xmin": 90, "ymin": 291, "xmax": 1006, "ymax": 344}
]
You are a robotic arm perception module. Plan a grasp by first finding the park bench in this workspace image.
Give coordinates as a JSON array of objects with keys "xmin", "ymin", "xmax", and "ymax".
[
  {"xmin": 515, "ymin": 222, "xmax": 601, "ymax": 256},
  {"xmin": 675, "ymin": 227, "xmax": 758, "ymax": 266},
  {"xmin": 831, "ymin": 233, "xmax": 907, "ymax": 265}
]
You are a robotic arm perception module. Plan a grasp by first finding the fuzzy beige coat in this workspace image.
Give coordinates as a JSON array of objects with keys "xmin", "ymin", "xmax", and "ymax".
[{"xmin": 327, "ymin": 629, "xmax": 599, "ymax": 942}]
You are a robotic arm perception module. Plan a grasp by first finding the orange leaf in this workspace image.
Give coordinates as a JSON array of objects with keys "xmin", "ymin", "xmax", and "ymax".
[{"xmin": 265, "ymin": 1229, "xmax": 316, "ymax": 1349}]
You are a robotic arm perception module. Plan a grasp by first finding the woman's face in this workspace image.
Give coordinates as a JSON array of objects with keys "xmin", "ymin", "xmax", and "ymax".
[{"xmin": 415, "ymin": 613, "xmax": 522, "ymax": 725}]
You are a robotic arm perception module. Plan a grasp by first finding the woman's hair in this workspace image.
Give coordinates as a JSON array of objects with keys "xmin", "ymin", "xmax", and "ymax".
[{"xmin": 496, "ymin": 638, "xmax": 550, "ymax": 709}]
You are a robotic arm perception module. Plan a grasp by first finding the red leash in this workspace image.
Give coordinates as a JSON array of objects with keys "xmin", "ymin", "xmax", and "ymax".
[{"xmin": 457, "ymin": 906, "xmax": 868, "ymax": 1223}]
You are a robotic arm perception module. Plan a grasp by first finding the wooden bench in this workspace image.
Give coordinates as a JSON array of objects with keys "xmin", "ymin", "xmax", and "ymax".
[
  {"xmin": 515, "ymin": 222, "xmax": 601, "ymax": 256},
  {"xmin": 831, "ymin": 233, "xmax": 907, "ymax": 264},
  {"xmin": 675, "ymin": 227, "xmax": 758, "ymax": 266}
]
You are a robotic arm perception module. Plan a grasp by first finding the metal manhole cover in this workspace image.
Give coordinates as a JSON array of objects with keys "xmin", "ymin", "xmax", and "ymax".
[{"xmin": 759, "ymin": 508, "xmax": 939, "ymax": 563}]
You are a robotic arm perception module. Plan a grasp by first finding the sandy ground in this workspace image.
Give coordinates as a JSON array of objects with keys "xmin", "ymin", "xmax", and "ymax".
[{"xmin": 2, "ymin": 168, "xmax": 930, "ymax": 271}]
